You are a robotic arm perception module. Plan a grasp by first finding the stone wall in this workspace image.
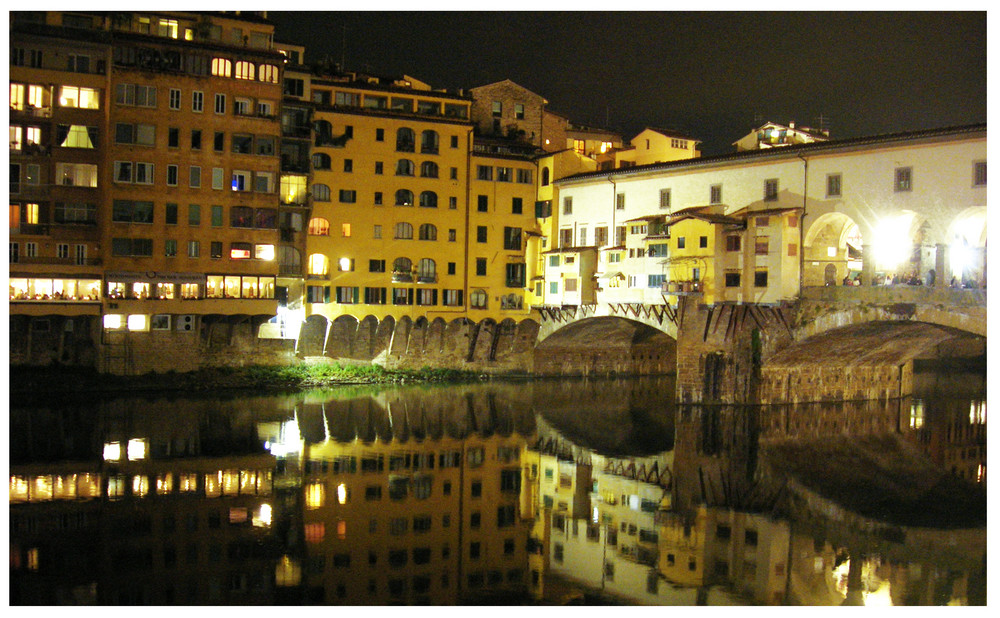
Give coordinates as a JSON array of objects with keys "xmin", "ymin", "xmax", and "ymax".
[{"xmin": 300, "ymin": 314, "xmax": 540, "ymax": 374}]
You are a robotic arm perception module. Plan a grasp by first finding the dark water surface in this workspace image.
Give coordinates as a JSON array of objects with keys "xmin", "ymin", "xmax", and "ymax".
[{"xmin": 9, "ymin": 370, "xmax": 986, "ymax": 605}]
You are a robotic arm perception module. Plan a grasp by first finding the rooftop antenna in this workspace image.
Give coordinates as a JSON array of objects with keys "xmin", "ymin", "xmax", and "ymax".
[{"xmin": 816, "ymin": 113, "xmax": 830, "ymax": 132}]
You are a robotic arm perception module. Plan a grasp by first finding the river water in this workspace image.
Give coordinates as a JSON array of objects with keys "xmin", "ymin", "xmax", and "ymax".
[{"xmin": 9, "ymin": 367, "xmax": 986, "ymax": 605}]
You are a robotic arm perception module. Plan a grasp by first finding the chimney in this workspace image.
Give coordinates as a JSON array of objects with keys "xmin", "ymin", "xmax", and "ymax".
[{"xmin": 789, "ymin": 121, "xmax": 796, "ymax": 129}]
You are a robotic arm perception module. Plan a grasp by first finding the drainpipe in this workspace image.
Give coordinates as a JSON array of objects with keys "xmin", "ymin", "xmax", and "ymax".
[{"xmin": 796, "ymin": 153, "xmax": 808, "ymax": 295}]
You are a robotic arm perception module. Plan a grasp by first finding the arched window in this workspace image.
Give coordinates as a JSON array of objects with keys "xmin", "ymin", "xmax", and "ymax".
[
  {"xmin": 418, "ymin": 223, "xmax": 437, "ymax": 241},
  {"xmin": 314, "ymin": 120, "xmax": 333, "ymax": 146},
  {"xmin": 258, "ymin": 64, "xmax": 279, "ymax": 83},
  {"xmin": 541, "ymin": 167, "xmax": 550, "ymax": 186},
  {"xmin": 420, "ymin": 161, "xmax": 439, "ymax": 178},
  {"xmin": 312, "ymin": 153, "xmax": 331, "ymax": 170},
  {"xmin": 420, "ymin": 130, "xmax": 439, "ymax": 154},
  {"xmin": 311, "ymin": 184, "xmax": 331, "ymax": 202},
  {"xmin": 470, "ymin": 289, "xmax": 488, "ymax": 309},
  {"xmin": 308, "ymin": 217, "xmax": 330, "ymax": 235},
  {"xmin": 395, "ymin": 189, "xmax": 414, "ymax": 207},
  {"xmin": 393, "ymin": 257, "xmax": 412, "ymax": 274},
  {"xmin": 211, "ymin": 57, "xmax": 232, "ymax": 77},
  {"xmin": 394, "ymin": 222, "xmax": 413, "ymax": 239},
  {"xmin": 395, "ymin": 159, "xmax": 415, "ymax": 176},
  {"xmin": 417, "ymin": 258, "xmax": 436, "ymax": 281},
  {"xmin": 308, "ymin": 253, "xmax": 329, "ymax": 276},
  {"xmin": 396, "ymin": 127, "xmax": 415, "ymax": 152},
  {"xmin": 234, "ymin": 61, "xmax": 255, "ymax": 80},
  {"xmin": 419, "ymin": 191, "xmax": 438, "ymax": 209}
]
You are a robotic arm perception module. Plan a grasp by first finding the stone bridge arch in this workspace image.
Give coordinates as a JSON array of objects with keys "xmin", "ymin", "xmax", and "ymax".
[
  {"xmin": 534, "ymin": 311, "xmax": 677, "ymax": 376},
  {"xmin": 794, "ymin": 287, "xmax": 987, "ymax": 340},
  {"xmin": 536, "ymin": 302, "xmax": 679, "ymax": 344}
]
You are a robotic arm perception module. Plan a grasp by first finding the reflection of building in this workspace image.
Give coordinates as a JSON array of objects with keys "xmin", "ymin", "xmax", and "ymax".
[
  {"xmin": 280, "ymin": 432, "xmax": 533, "ymax": 604},
  {"xmin": 10, "ymin": 451, "xmax": 277, "ymax": 604}
]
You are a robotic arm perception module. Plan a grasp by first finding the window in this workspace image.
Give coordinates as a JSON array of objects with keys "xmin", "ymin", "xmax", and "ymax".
[
  {"xmin": 754, "ymin": 270, "xmax": 768, "ymax": 287},
  {"xmin": 167, "ymin": 165, "xmax": 178, "ymax": 186},
  {"xmin": 394, "ymin": 222, "xmax": 413, "ymax": 239},
  {"xmin": 312, "ymin": 184, "xmax": 331, "ymax": 202},
  {"xmin": 677, "ymin": 237, "xmax": 686, "ymax": 249},
  {"xmin": 212, "ymin": 168, "xmax": 224, "ymax": 190},
  {"xmin": 231, "ymin": 171, "xmax": 250, "ymax": 192},
  {"xmin": 420, "ymin": 161, "xmax": 439, "ymax": 178},
  {"xmin": 503, "ymin": 227, "xmax": 522, "ymax": 251},
  {"xmin": 115, "ymin": 84, "xmax": 157, "ymax": 107},
  {"xmin": 234, "ymin": 61, "xmax": 255, "ymax": 80},
  {"xmin": 192, "ymin": 91, "xmax": 203, "ymax": 112},
  {"xmin": 764, "ymin": 178, "xmax": 779, "ymax": 201},
  {"xmin": 169, "ymin": 88, "xmax": 181, "ymax": 110},
  {"xmin": 826, "ymin": 173, "xmax": 842, "ymax": 197},
  {"xmin": 478, "ymin": 195, "xmax": 488, "ymax": 212},
  {"xmin": 214, "ymin": 93, "xmax": 226, "ymax": 114},
  {"xmin": 699, "ymin": 235, "xmax": 708, "ymax": 249},
  {"xmin": 187, "ymin": 240, "xmax": 200, "ymax": 257},
  {"xmin": 616, "ymin": 193, "xmax": 625, "ymax": 210},
  {"xmin": 894, "ymin": 167, "xmax": 912, "ymax": 192},
  {"xmin": 516, "ymin": 168, "xmax": 532, "ymax": 184},
  {"xmin": 211, "ymin": 57, "xmax": 232, "ymax": 77},
  {"xmin": 115, "ymin": 123, "xmax": 156, "ymax": 146},
  {"xmin": 755, "ymin": 236, "xmax": 769, "ymax": 255},
  {"xmin": 56, "ymin": 124, "xmax": 96, "ymax": 149},
  {"xmin": 511, "ymin": 197, "xmax": 523, "ymax": 215},
  {"xmin": 418, "ymin": 223, "xmax": 437, "ymax": 241},
  {"xmin": 396, "ymin": 127, "xmax": 415, "ymax": 152},
  {"xmin": 168, "ymin": 127, "xmax": 179, "ymax": 148},
  {"xmin": 659, "ymin": 188, "xmax": 671, "ymax": 210},
  {"xmin": 477, "ymin": 226, "xmax": 488, "ymax": 243},
  {"xmin": 710, "ymin": 184, "xmax": 722, "ymax": 204},
  {"xmin": 339, "ymin": 189, "xmax": 357, "ymax": 203},
  {"xmin": 419, "ymin": 191, "xmax": 437, "ymax": 208},
  {"xmin": 188, "ymin": 204, "xmax": 201, "ymax": 225},
  {"xmin": 395, "ymin": 189, "xmax": 414, "ymax": 206},
  {"xmin": 974, "ymin": 161, "xmax": 986, "ymax": 186},
  {"xmin": 563, "ymin": 196, "xmax": 572, "ymax": 215},
  {"xmin": 726, "ymin": 235, "xmax": 741, "ymax": 252}
]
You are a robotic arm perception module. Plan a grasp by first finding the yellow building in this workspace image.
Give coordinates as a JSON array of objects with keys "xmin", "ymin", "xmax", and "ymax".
[
  {"xmin": 615, "ymin": 128, "xmax": 701, "ymax": 168},
  {"xmin": 298, "ymin": 72, "xmax": 477, "ymax": 323},
  {"xmin": 10, "ymin": 11, "xmax": 286, "ymax": 371},
  {"xmin": 292, "ymin": 432, "xmax": 532, "ymax": 604},
  {"xmin": 469, "ymin": 137, "xmax": 544, "ymax": 318}
]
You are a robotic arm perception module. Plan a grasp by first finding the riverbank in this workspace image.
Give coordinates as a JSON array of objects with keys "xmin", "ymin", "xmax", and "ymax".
[{"xmin": 8, "ymin": 363, "xmax": 499, "ymax": 398}]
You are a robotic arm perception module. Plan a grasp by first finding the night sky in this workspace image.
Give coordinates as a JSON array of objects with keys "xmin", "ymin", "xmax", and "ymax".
[{"xmin": 267, "ymin": 11, "xmax": 986, "ymax": 156}]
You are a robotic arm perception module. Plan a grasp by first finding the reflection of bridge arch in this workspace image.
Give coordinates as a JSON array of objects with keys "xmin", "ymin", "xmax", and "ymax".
[{"xmin": 534, "ymin": 315, "xmax": 676, "ymax": 376}]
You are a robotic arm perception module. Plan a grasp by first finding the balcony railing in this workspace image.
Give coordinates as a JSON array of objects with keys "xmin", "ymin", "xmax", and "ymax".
[{"xmin": 392, "ymin": 272, "xmax": 413, "ymax": 283}]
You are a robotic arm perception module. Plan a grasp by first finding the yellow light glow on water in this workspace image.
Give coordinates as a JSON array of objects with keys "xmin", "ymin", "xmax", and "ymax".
[
  {"xmin": 254, "ymin": 503, "xmax": 273, "ymax": 528},
  {"xmin": 103, "ymin": 442, "xmax": 122, "ymax": 461},
  {"xmin": 127, "ymin": 438, "xmax": 146, "ymax": 460},
  {"xmin": 305, "ymin": 482, "xmax": 325, "ymax": 509}
]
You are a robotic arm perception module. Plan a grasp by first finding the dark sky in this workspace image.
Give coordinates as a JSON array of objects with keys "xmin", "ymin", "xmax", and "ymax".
[{"xmin": 267, "ymin": 11, "xmax": 986, "ymax": 156}]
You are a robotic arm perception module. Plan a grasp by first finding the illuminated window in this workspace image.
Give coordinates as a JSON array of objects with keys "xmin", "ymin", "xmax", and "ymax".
[
  {"xmin": 107, "ymin": 475, "xmax": 126, "ymax": 499},
  {"xmin": 27, "ymin": 548, "xmax": 39, "ymax": 572},
  {"xmin": 308, "ymin": 217, "xmax": 329, "ymax": 235},
  {"xmin": 133, "ymin": 474, "xmax": 149, "ymax": 497},
  {"xmin": 10, "ymin": 476, "xmax": 29, "ymax": 502},
  {"xmin": 255, "ymin": 244, "xmax": 275, "ymax": 261},
  {"xmin": 336, "ymin": 483, "xmax": 348, "ymax": 505},
  {"xmin": 894, "ymin": 167, "xmax": 912, "ymax": 192},
  {"xmin": 234, "ymin": 61, "xmax": 255, "ymax": 80},
  {"xmin": 258, "ymin": 64, "xmax": 279, "ymax": 83},
  {"xmin": 127, "ymin": 438, "xmax": 147, "ymax": 460},
  {"xmin": 103, "ymin": 441, "xmax": 122, "ymax": 460},
  {"xmin": 308, "ymin": 253, "xmax": 329, "ymax": 276},
  {"xmin": 222, "ymin": 470, "xmax": 239, "ymax": 495},
  {"xmin": 178, "ymin": 473, "xmax": 198, "ymax": 493},
  {"xmin": 157, "ymin": 473, "xmax": 174, "ymax": 494},
  {"xmin": 305, "ymin": 482, "xmax": 325, "ymax": 509},
  {"xmin": 211, "ymin": 57, "xmax": 232, "ymax": 77},
  {"xmin": 305, "ymin": 522, "xmax": 325, "ymax": 543},
  {"xmin": 127, "ymin": 314, "xmax": 147, "ymax": 331},
  {"xmin": 205, "ymin": 472, "xmax": 221, "ymax": 497},
  {"xmin": 157, "ymin": 18, "xmax": 178, "ymax": 38}
]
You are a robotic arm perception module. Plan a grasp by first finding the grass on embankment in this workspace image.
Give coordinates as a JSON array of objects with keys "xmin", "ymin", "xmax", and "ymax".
[{"xmin": 9, "ymin": 362, "xmax": 487, "ymax": 397}]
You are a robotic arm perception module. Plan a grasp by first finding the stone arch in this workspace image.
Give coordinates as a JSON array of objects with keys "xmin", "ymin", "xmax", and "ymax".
[
  {"xmin": 945, "ymin": 206, "xmax": 987, "ymax": 284},
  {"xmin": 389, "ymin": 315, "xmax": 412, "ymax": 357},
  {"xmin": 298, "ymin": 314, "xmax": 330, "ymax": 356},
  {"xmin": 793, "ymin": 304, "xmax": 986, "ymax": 341},
  {"xmin": 355, "ymin": 315, "xmax": 380, "ymax": 360},
  {"xmin": 326, "ymin": 314, "xmax": 359, "ymax": 358},
  {"xmin": 802, "ymin": 211, "xmax": 864, "ymax": 286}
]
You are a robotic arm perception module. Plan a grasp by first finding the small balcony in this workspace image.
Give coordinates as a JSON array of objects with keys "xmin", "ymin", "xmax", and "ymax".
[
  {"xmin": 392, "ymin": 271, "xmax": 413, "ymax": 283},
  {"xmin": 662, "ymin": 280, "xmax": 702, "ymax": 295}
]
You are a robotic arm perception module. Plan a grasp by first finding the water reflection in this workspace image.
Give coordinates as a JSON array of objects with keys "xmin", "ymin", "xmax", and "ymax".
[{"xmin": 9, "ymin": 372, "xmax": 986, "ymax": 605}]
